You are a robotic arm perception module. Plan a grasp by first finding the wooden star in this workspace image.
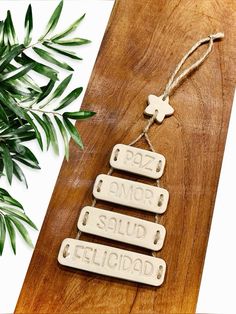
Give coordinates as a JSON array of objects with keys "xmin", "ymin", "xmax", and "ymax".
[{"xmin": 144, "ymin": 94, "xmax": 174, "ymax": 123}]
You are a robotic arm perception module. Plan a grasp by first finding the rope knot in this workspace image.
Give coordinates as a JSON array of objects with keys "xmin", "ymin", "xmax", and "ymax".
[
  {"xmin": 143, "ymin": 125, "xmax": 149, "ymax": 134},
  {"xmin": 209, "ymin": 32, "xmax": 224, "ymax": 40}
]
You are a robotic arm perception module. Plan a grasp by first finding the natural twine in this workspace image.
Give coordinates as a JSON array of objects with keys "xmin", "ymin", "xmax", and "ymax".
[
  {"xmin": 75, "ymin": 33, "xmax": 224, "ymax": 257},
  {"xmin": 163, "ymin": 32, "xmax": 224, "ymax": 100}
]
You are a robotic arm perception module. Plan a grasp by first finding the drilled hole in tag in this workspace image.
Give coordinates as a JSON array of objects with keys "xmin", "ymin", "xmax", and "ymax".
[
  {"xmin": 157, "ymin": 265, "xmax": 164, "ymax": 279},
  {"xmin": 63, "ymin": 244, "xmax": 70, "ymax": 258},
  {"xmin": 82, "ymin": 211, "xmax": 89, "ymax": 226},
  {"xmin": 158, "ymin": 194, "xmax": 164, "ymax": 207},
  {"xmin": 154, "ymin": 230, "xmax": 161, "ymax": 244},
  {"xmin": 97, "ymin": 180, "xmax": 103, "ymax": 192},
  {"xmin": 114, "ymin": 148, "xmax": 120, "ymax": 161},
  {"xmin": 156, "ymin": 160, "xmax": 162, "ymax": 172}
]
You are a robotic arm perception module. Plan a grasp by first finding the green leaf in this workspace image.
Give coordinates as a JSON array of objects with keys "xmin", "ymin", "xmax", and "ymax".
[
  {"xmin": 4, "ymin": 215, "xmax": 16, "ymax": 254},
  {"xmin": 0, "ymin": 63, "xmax": 35, "ymax": 82},
  {"xmin": 52, "ymin": 37, "xmax": 91, "ymax": 46},
  {"xmin": 1, "ymin": 124, "xmax": 33, "ymax": 137},
  {"xmin": 33, "ymin": 47, "xmax": 73, "ymax": 71},
  {"xmin": 39, "ymin": 0, "xmax": 63, "ymax": 40},
  {"xmin": 0, "ymin": 215, "xmax": 6, "ymax": 255},
  {"xmin": 0, "ymin": 206, "xmax": 37, "ymax": 230},
  {"xmin": 0, "ymin": 105, "xmax": 8, "ymax": 123},
  {"xmin": 42, "ymin": 114, "xmax": 59, "ymax": 154},
  {"xmin": 0, "ymin": 188, "xmax": 12, "ymax": 197},
  {"xmin": 0, "ymin": 44, "xmax": 23, "ymax": 72},
  {"xmin": 5, "ymin": 10, "xmax": 18, "ymax": 46},
  {"xmin": 13, "ymin": 143, "xmax": 39, "ymax": 165},
  {"xmin": 40, "ymin": 74, "xmax": 72, "ymax": 108},
  {"xmin": 30, "ymin": 112, "xmax": 51, "ymax": 150},
  {"xmin": 1, "ymin": 144, "xmax": 13, "ymax": 184},
  {"xmin": 37, "ymin": 79, "xmax": 55, "ymax": 103},
  {"xmin": 0, "ymin": 21, "xmax": 4, "ymax": 46},
  {"xmin": 23, "ymin": 112, "xmax": 43, "ymax": 150},
  {"xmin": 8, "ymin": 216, "xmax": 34, "ymax": 248},
  {"xmin": 5, "ymin": 63, "xmax": 42, "ymax": 93},
  {"xmin": 63, "ymin": 110, "xmax": 96, "ymax": 120},
  {"xmin": 17, "ymin": 132, "xmax": 36, "ymax": 142},
  {"xmin": 55, "ymin": 87, "xmax": 83, "ymax": 111},
  {"xmin": 3, "ymin": 20, "xmax": 8, "ymax": 47},
  {"xmin": 0, "ymin": 44, "xmax": 7, "ymax": 58},
  {"xmin": 50, "ymin": 74, "xmax": 73, "ymax": 99},
  {"xmin": 54, "ymin": 116, "xmax": 69, "ymax": 160},
  {"xmin": 24, "ymin": 4, "xmax": 33, "ymax": 46},
  {"xmin": 12, "ymin": 155, "xmax": 40, "ymax": 169},
  {"xmin": 13, "ymin": 161, "xmax": 28, "ymax": 188},
  {"xmin": 1, "ymin": 81, "xmax": 32, "ymax": 99},
  {"xmin": 9, "ymin": 130, "xmax": 36, "ymax": 142},
  {"xmin": 63, "ymin": 116, "xmax": 83, "ymax": 149},
  {"xmin": 43, "ymin": 42, "xmax": 82, "ymax": 60},
  {"xmin": 0, "ymin": 159, "xmax": 4, "ymax": 177},
  {"xmin": 16, "ymin": 53, "xmax": 59, "ymax": 81},
  {"xmin": 0, "ymin": 188, "xmax": 23, "ymax": 209},
  {"xmin": 50, "ymin": 13, "xmax": 85, "ymax": 40},
  {"xmin": 0, "ymin": 90, "xmax": 25, "ymax": 119}
]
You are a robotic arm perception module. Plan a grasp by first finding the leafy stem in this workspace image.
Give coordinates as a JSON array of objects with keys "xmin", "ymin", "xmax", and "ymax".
[
  {"xmin": 0, "ymin": 0, "xmax": 93, "ymax": 255},
  {"xmin": 17, "ymin": 103, "xmax": 63, "ymax": 117},
  {"xmin": 24, "ymin": 40, "xmax": 42, "ymax": 51}
]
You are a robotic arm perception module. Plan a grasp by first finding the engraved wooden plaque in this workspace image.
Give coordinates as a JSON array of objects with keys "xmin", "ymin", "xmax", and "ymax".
[
  {"xmin": 110, "ymin": 144, "xmax": 166, "ymax": 179},
  {"xmin": 78, "ymin": 206, "xmax": 166, "ymax": 250},
  {"xmin": 58, "ymin": 238, "xmax": 166, "ymax": 286},
  {"xmin": 93, "ymin": 174, "xmax": 169, "ymax": 214}
]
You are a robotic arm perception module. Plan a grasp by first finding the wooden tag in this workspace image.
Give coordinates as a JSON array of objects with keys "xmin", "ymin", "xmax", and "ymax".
[
  {"xmin": 78, "ymin": 206, "xmax": 166, "ymax": 251},
  {"xmin": 58, "ymin": 238, "xmax": 166, "ymax": 286},
  {"xmin": 93, "ymin": 174, "xmax": 169, "ymax": 213},
  {"xmin": 144, "ymin": 94, "xmax": 174, "ymax": 123},
  {"xmin": 110, "ymin": 144, "xmax": 166, "ymax": 179}
]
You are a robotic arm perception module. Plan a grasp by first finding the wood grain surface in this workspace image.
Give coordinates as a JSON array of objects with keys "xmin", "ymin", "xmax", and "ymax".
[{"xmin": 15, "ymin": 0, "xmax": 236, "ymax": 313}]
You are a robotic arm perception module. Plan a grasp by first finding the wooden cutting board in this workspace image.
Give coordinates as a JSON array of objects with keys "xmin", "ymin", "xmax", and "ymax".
[{"xmin": 15, "ymin": 0, "xmax": 236, "ymax": 313}]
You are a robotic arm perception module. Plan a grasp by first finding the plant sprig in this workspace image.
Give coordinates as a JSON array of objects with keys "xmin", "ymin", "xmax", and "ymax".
[{"xmin": 0, "ymin": 0, "xmax": 95, "ymax": 255}]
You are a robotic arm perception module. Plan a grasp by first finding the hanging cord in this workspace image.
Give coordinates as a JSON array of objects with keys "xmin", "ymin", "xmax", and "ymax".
[
  {"xmin": 129, "ymin": 32, "xmax": 224, "ymax": 148},
  {"xmin": 75, "ymin": 166, "xmax": 114, "ymax": 239},
  {"xmin": 75, "ymin": 33, "xmax": 224, "ymax": 254},
  {"xmin": 163, "ymin": 32, "xmax": 224, "ymax": 100}
]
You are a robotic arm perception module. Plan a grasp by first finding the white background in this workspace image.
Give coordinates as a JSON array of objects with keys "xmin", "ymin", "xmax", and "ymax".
[
  {"xmin": 197, "ymin": 92, "xmax": 236, "ymax": 314},
  {"xmin": 0, "ymin": 1, "xmax": 235, "ymax": 313},
  {"xmin": 0, "ymin": 1, "xmax": 114, "ymax": 313}
]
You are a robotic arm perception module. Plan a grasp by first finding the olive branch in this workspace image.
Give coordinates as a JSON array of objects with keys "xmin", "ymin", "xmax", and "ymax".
[{"xmin": 0, "ymin": 1, "xmax": 95, "ymax": 255}]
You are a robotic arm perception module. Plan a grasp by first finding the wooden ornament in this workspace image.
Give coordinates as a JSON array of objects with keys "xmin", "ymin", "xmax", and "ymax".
[
  {"xmin": 78, "ymin": 206, "xmax": 166, "ymax": 251},
  {"xmin": 144, "ymin": 94, "xmax": 174, "ymax": 123},
  {"xmin": 93, "ymin": 174, "xmax": 169, "ymax": 214},
  {"xmin": 110, "ymin": 144, "xmax": 166, "ymax": 179},
  {"xmin": 55, "ymin": 33, "xmax": 225, "ymax": 294},
  {"xmin": 58, "ymin": 238, "xmax": 166, "ymax": 286}
]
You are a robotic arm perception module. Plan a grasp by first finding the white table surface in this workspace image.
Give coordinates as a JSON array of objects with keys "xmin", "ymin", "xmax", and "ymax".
[{"xmin": 0, "ymin": 1, "xmax": 235, "ymax": 313}]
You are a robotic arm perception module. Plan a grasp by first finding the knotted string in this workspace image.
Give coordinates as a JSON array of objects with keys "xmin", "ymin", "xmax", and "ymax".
[{"xmin": 75, "ymin": 33, "xmax": 224, "ymax": 258}]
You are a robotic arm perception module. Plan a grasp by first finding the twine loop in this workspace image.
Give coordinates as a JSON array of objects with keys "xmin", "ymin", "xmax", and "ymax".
[{"xmin": 162, "ymin": 32, "xmax": 224, "ymax": 100}]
